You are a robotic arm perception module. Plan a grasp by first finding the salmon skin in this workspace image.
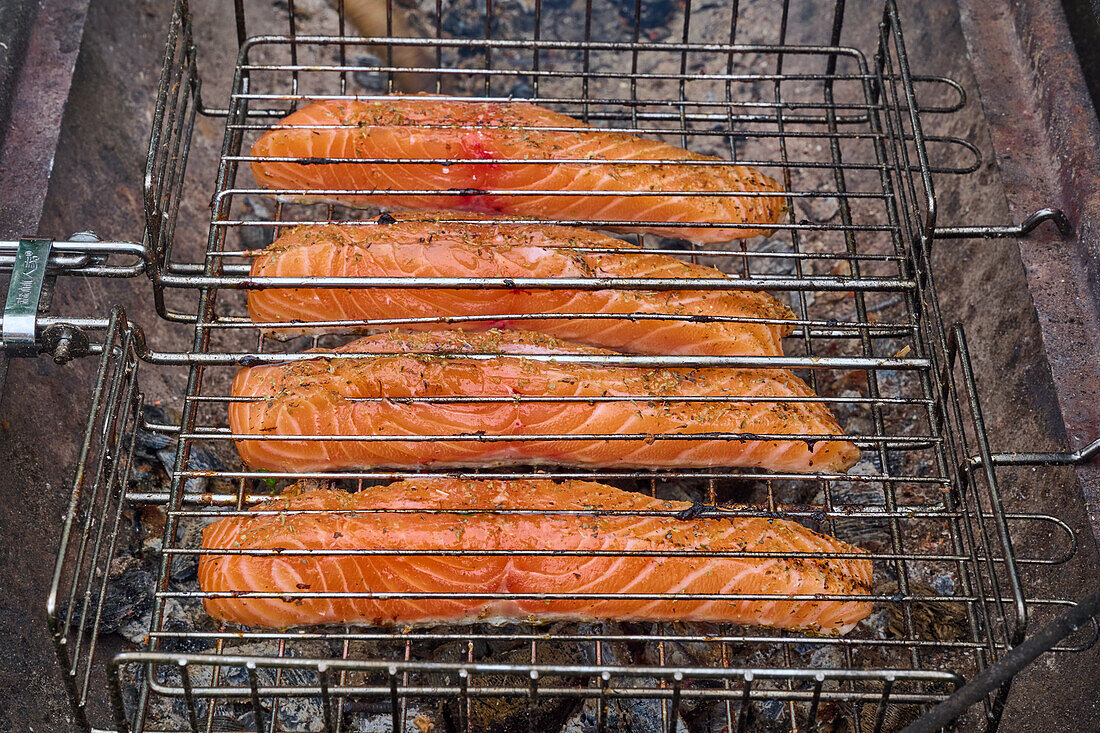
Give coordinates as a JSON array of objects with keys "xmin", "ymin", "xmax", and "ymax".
[
  {"xmin": 249, "ymin": 97, "xmax": 785, "ymax": 243},
  {"xmin": 248, "ymin": 213, "xmax": 796, "ymax": 355},
  {"xmin": 199, "ymin": 478, "xmax": 872, "ymax": 633},
  {"xmin": 229, "ymin": 329, "xmax": 860, "ymax": 473}
]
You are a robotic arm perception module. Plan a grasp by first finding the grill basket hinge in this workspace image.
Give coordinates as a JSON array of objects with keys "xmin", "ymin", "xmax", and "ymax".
[{"xmin": 1, "ymin": 233, "xmax": 146, "ymax": 364}]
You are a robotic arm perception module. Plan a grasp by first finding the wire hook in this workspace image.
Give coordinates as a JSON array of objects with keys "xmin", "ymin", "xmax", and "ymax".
[{"xmin": 931, "ymin": 207, "xmax": 1071, "ymax": 239}]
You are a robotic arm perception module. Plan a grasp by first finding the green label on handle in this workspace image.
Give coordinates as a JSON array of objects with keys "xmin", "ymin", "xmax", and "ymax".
[{"xmin": 3, "ymin": 238, "xmax": 53, "ymax": 355}]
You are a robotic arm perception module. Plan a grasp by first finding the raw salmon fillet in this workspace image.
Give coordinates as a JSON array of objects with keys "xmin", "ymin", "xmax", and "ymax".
[
  {"xmin": 199, "ymin": 478, "xmax": 872, "ymax": 633},
  {"xmin": 249, "ymin": 97, "xmax": 785, "ymax": 243},
  {"xmin": 247, "ymin": 213, "xmax": 795, "ymax": 355},
  {"xmin": 229, "ymin": 329, "xmax": 860, "ymax": 473}
]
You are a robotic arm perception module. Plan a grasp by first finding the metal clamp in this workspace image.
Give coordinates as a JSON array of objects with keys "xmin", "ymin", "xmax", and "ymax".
[{"xmin": 2, "ymin": 238, "xmax": 53, "ymax": 356}]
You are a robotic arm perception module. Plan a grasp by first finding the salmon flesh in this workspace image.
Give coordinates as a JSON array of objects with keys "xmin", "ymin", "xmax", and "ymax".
[
  {"xmin": 229, "ymin": 329, "xmax": 860, "ymax": 473},
  {"xmin": 247, "ymin": 214, "xmax": 796, "ymax": 355},
  {"xmin": 249, "ymin": 97, "xmax": 786, "ymax": 243},
  {"xmin": 199, "ymin": 478, "xmax": 872, "ymax": 633}
]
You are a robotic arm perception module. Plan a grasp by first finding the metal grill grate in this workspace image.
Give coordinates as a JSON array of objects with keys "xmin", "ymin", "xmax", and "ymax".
[{"xmin": 43, "ymin": 0, "xmax": 1098, "ymax": 731}]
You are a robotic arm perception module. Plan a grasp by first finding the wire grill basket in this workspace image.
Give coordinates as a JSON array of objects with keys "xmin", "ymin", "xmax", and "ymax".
[{"xmin": 42, "ymin": 0, "xmax": 1098, "ymax": 731}]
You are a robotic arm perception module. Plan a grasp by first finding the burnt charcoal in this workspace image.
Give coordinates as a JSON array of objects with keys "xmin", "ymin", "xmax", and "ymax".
[
  {"xmin": 162, "ymin": 593, "xmax": 219, "ymax": 644},
  {"xmin": 797, "ymin": 188, "xmax": 840, "ymax": 223},
  {"xmin": 408, "ymin": 630, "xmax": 511, "ymax": 662},
  {"xmin": 860, "ymin": 608, "xmax": 890, "ymax": 639},
  {"xmin": 856, "ymin": 701, "xmax": 918, "ymax": 732},
  {"xmin": 682, "ymin": 701, "xmax": 735, "ymax": 733},
  {"xmin": 349, "ymin": 708, "xmax": 431, "ymax": 730},
  {"xmin": 208, "ymin": 713, "xmax": 251, "ymax": 731},
  {"xmin": 930, "ymin": 572, "xmax": 956, "ymax": 597},
  {"xmin": 561, "ymin": 688, "xmax": 689, "ymax": 733},
  {"xmin": 237, "ymin": 197, "xmax": 277, "ymax": 251},
  {"xmin": 573, "ymin": 622, "xmax": 634, "ymax": 665},
  {"xmin": 119, "ymin": 598, "xmax": 184, "ymax": 646},
  {"xmin": 353, "ymin": 53, "xmax": 389, "ymax": 91},
  {"xmin": 140, "ymin": 403, "xmax": 179, "ymax": 430},
  {"xmin": 651, "ymin": 236, "xmax": 695, "ymax": 252},
  {"xmin": 613, "ymin": 0, "xmax": 679, "ymax": 30},
  {"xmin": 750, "ymin": 698, "xmax": 788, "ymax": 730},
  {"xmin": 346, "ymin": 706, "xmax": 437, "ymax": 732},
  {"xmin": 127, "ymin": 461, "xmax": 165, "ymax": 494},
  {"xmin": 135, "ymin": 409, "xmax": 173, "ymax": 455},
  {"xmin": 639, "ymin": 623, "xmax": 725, "ymax": 668},
  {"xmin": 418, "ymin": 644, "xmax": 586, "ymax": 733},
  {"xmin": 132, "ymin": 406, "xmax": 177, "ymax": 492},
  {"xmin": 509, "ymin": 76, "xmax": 535, "ymax": 98},
  {"xmin": 879, "ymin": 581, "xmax": 967, "ymax": 642},
  {"xmin": 142, "ymin": 698, "xmax": 211, "ymax": 731},
  {"xmin": 827, "ymin": 468, "xmax": 891, "ymax": 551},
  {"xmin": 157, "ymin": 617, "xmax": 209, "ymax": 654},
  {"xmin": 169, "ymin": 516, "xmax": 220, "ymax": 583},
  {"xmin": 439, "ymin": 0, "xmax": 535, "ymax": 41},
  {"xmin": 91, "ymin": 557, "xmax": 155, "ymax": 636},
  {"xmin": 124, "ymin": 662, "xmax": 212, "ymax": 729},
  {"xmin": 808, "ymin": 645, "xmax": 844, "ymax": 670},
  {"xmin": 270, "ymin": 695, "xmax": 327, "ymax": 732},
  {"xmin": 172, "ymin": 444, "xmax": 231, "ymax": 495},
  {"xmin": 441, "ymin": 4, "xmax": 485, "ymax": 39},
  {"xmin": 187, "ymin": 446, "xmax": 229, "ymax": 472},
  {"xmin": 221, "ymin": 662, "xmax": 326, "ymax": 732}
]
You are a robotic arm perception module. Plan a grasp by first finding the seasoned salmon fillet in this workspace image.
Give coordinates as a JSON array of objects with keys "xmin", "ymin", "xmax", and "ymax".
[
  {"xmin": 247, "ymin": 214, "xmax": 795, "ymax": 355},
  {"xmin": 228, "ymin": 329, "xmax": 860, "ymax": 473},
  {"xmin": 199, "ymin": 478, "xmax": 873, "ymax": 633},
  {"xmin": 249, "ymin": 97, "xmax": 785, "ymax": 243}
]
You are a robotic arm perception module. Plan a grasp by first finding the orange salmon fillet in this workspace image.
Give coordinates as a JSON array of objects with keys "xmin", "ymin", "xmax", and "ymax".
[
  {"xmin": 229, "ymin": 329, "xmax": 860, "ymax": 473},
  {"xmin": 249, "ymin": 97, "xmax": 785, "ymax": 243},
  {"xmin": 199, "ymin": 478, "xmax": 872, "ymax": 633},
  {"xmin": 248, "ymin": 214, "xmax": 795, "ymax": 355}
]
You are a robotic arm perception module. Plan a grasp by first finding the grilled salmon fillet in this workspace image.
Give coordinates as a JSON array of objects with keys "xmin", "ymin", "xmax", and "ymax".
[
  {"xmin": 249, "ymin": 97, "xmax": 785, "ymax": 243},
  {"xmin": 229, "ymin": 329, "xmax": 860, "ymax": 473},
  {"xmin": 199, "ymin": 478, "xmax": 873, "ymax": 633},
  {"xmin": 247, "ymin": 214, "xmax": 795, "ymax": 355}
]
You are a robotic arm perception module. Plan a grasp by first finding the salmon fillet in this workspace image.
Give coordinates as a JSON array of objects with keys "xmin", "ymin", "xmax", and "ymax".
[
  {"xmin": 199, "ymin": 478, "xmax": 873, "ymax": 633},
  {"xmin": 229, "ymin": 329, "xmax": 860, "ymax": 473},
  {"xmin": 249, "ymin": 97, "xmax": 785, "ymax": 243},
  {"xmin": 247, "ymin": 214, "xmax": 795, "ymax": 355}
]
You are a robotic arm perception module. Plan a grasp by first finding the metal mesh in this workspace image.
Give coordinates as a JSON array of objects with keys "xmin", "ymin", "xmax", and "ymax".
[{"xmin": 44, "ymin": 1, "xmax": 1097, "ymax": 731}]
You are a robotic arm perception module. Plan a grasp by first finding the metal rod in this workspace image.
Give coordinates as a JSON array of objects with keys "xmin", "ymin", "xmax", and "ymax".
[
  {"xmin": 969, "ymin": 438, "xmax": 1100, "ymax": 468},
  {"xmin": 931, "ymin": 208, "xmax": 1071, "ymax": 239},
  {"xmin": 903, "ymin": 588, "xmax": 1100, "ymax": 733}
]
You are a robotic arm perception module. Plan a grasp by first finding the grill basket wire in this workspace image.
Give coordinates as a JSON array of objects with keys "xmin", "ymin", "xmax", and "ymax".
[
  {"xmin": 41, "ymin": 0, "xmax": 1097, "ymax": 731},
  {"xmin": 48, "ymin": 311, "xmax": 1095, "ymax": 733},
  {"xmin": 47, "ymin": 307, "xmax": 145, "ymax": 731}
]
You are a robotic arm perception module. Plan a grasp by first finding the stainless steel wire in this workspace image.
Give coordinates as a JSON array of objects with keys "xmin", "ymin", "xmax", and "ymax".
[{"xmin": 41, "ymin": 0, "xmax": 1099, "ymax": 731}]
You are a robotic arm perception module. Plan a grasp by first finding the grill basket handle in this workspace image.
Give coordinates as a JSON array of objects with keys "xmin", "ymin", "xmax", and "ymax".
[{"xmin": 905, "ymin": 587, "xmax": 1100, "ymax": 733}]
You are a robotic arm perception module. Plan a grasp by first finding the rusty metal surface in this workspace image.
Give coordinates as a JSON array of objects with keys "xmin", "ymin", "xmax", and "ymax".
[
  {"xmin": 0, "ymin": 0, "xmax": 90, "ymax": 237},
  {"xmin": 0, "ymin": 0, "xmax": 92, "ymax": 396},
  {"xmin": 0, "ymin": 0, "xmax": 39, "ymax": 152},
  {"xmin": 954, "ymin": 0, "xmax": 1100, "ymax": 542}
]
